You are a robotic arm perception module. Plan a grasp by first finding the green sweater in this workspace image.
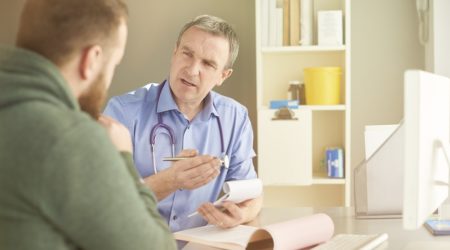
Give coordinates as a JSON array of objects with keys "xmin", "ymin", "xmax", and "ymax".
[{"xmin": 0, "ymin": 46, "xmax": 176, "ymax": 250}]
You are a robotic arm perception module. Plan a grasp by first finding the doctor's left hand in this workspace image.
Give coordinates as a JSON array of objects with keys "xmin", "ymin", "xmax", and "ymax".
[{"xmin": 197, "ymin": 200, "xmax": 249, "ymax": 229}]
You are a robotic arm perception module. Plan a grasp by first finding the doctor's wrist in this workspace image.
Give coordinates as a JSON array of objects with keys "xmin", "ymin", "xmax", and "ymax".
[{"xmin": 159, "ymin": 167, "xmax": 181, "ymax": 192}]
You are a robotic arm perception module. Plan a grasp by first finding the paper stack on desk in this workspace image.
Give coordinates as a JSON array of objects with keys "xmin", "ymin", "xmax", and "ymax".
[
  {"xmin": 176, "ymin": 213, "xmax": 334, "ymax": 250},
  {"xmin": 354, "ymin": 122, "xmax": 404, "ymax": 218},
  {"xmin": 364, "ymin": 124, "xmax": 399, "ymax": 159}
]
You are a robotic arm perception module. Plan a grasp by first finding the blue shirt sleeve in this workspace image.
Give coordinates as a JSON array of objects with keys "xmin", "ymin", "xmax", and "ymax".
[
  {"xmin": 225, "ymin": 109, "xmax": 257, "ymax": 181},
  {"xmin": 104, "ymin": 97, "xmax": 133, "ymax": 133}
]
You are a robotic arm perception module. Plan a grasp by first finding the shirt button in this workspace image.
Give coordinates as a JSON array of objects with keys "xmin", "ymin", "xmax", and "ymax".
[{"xmin": 173, "ymin": 215, "xmax": 177, "ymax": 220}]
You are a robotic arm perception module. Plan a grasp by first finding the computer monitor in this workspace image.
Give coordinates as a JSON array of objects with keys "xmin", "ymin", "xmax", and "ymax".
[{"xmin": 403, "ymin": 70, "xmax": 450, "ymax": 230}]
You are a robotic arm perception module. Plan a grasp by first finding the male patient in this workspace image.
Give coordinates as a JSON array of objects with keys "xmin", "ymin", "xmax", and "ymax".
[
  {"xmin": 104, "ymin": 15, "xmax": 263, "ymax": 232},
  {"xmin": 0, "ymin": 0, "xmax": 215, "ymax": 249}
]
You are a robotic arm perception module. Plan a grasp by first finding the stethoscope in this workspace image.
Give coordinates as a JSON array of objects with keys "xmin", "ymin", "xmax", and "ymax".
[{"xmin": 150, "ymin": 81, "xmax": 227, "ymax": 174}]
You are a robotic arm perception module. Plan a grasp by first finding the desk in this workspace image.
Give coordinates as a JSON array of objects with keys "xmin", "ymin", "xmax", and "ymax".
[{"xmin": 246, "ymin": 207, "xmax": 450, "ymax": 249}]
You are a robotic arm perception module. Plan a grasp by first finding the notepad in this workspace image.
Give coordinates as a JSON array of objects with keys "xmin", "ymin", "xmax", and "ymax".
[
  {"xmin": 188, "ymin": 179, "xmax": 263, "ymax": 217},
  {"xmin": 176, "ymin": 213, "xmax": 334, "ymax": 250}
]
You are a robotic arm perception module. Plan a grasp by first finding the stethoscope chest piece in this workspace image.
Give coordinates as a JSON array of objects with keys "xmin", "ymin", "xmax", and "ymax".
[{"xmin": 221, "ymin": 154, "xmax": 230, "ymax": 169}]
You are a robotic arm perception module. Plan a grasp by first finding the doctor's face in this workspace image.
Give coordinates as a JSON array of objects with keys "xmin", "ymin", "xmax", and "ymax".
[{"xmin": 169, "ymin": 26, "xmax": 233, "ymax": 108}]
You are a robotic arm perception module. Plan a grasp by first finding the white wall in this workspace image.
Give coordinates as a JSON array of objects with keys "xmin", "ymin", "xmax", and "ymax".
[
  {"xmin": 425, "ymin": 0, "xmax": 450, "ymax": 78},
  {"xmin": 351, "ymin": 0, "xmax": 424, "ymax": 173}
]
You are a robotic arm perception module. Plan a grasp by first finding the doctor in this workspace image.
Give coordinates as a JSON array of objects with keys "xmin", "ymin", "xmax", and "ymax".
[{"xmin": 104, "ymin": 15, "xmax": 262, "ymax": 232}]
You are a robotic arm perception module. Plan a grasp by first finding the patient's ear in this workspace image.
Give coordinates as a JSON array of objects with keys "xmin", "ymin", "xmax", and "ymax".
[{"xmin": 79, "ymin": 45, "xmax": 103, "ymax": 81}]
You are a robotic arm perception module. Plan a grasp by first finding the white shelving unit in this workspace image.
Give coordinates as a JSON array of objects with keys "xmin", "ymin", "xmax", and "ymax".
[
  {"xmin": 262, "ymin": 45, "xmax": 346, "ymax": 53},
  {"xmin": 255, "ymin": 0, "xmax": 351, "ymax": 207}
]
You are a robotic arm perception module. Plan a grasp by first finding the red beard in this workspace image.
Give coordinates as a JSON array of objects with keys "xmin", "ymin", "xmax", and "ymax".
[{"xmin": 78, "ymin": 73, "xmax": 107, "ymax": 119}]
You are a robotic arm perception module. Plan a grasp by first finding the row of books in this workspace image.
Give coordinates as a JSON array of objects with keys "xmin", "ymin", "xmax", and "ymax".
[
  {"xmin": 260, "ymin": 0, "xmax": 344, "ymax": 47},
  {"xmin": 260, "ymin": 0, "xmax": 313, "ymax": 47}
]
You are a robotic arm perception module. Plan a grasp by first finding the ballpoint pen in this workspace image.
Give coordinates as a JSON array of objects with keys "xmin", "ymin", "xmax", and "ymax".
[
  {"xmin": 186, "ymin": 196, "xmax": 228, "ymax": 218},
  {"xmin": 163, "ymin": 155, "xmax": 229, "ymax": 169}
]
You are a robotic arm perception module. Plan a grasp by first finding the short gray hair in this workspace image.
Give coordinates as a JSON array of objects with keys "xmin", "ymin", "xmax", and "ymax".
[{"xmin": 176, "ymin": 15, "xmax": 239, "ymax": 69}]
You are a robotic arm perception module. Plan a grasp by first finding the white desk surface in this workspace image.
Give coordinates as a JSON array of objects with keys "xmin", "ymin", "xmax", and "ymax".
[{"xmin": 245, "ymin": 207, "xmax": 450, "ymax": 250}]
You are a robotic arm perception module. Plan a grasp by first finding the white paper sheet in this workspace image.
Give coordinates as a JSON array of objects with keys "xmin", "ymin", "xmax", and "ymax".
[
  {"xmin": 218, "ymin": 179, "xmax": 263, "ymax": 204},
  {"xmin": 188, "ymin": 179, "xmax": 263, "ymax": 217}
]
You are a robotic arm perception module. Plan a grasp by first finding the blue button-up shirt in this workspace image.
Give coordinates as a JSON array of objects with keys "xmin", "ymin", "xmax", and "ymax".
[{"xmin": 104, "ymin": 80, "xmax": 257, "ymax": 232}]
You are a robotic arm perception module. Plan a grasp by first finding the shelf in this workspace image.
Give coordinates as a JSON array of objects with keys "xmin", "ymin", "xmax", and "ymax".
[
  {"xmin": 256, "ymin": 0, "xmax": 351, "ymax": 206},
  {"xmin": 262, "ymin": 45, "xmax": 346, "ymax": 53},
  {"xmin": 313, "ymin": 172, "xmax": 346, "ymax": 185},
  {"xmin": 261, "ymin": 177, "xmax": 346, "ymax": 186},
  {"xmin": 307, "ymin": 105, "xmax": 346, "ymax": 111},
  {"xmin": 261, "ymin": 105, "xmax": 346, "ymax": 111}
]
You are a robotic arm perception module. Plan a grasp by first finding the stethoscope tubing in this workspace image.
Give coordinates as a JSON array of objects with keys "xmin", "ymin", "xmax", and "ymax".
[{"xmin": 149, "ymin": 80, "xmax": 225, "ymax": 174}]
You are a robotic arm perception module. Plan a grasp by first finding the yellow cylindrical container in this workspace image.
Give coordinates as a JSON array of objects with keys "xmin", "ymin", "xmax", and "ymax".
[{"xmin": 304, "ymin": 67, "xmax": 342, "ymax": 105}]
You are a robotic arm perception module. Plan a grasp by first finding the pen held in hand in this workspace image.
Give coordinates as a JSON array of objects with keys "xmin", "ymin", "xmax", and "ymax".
[
  {"xmin": 187, "ymin": 194, "xmax": 229, "ymax": 218},
  {"xmin": 163, "ymin": 155, "xmax": 229, "ymax": 169},
  {"xmin": 187, "ymin": 204, "xmax": 227, "ymax": 218},
  {"xmin": 187, "ymin": 211, "xmax": 199, "ymax": 218}
]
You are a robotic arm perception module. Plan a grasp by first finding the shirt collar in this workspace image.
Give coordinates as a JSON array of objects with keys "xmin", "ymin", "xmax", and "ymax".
[
  {"xmin": 200, "ymin": 92, "xmax": 219, "ymax": 121},
  {"xmin": 156, "ymin": 79, "xmax": 219, "ymax": 121},
  {"xmin": 156, "ymin": 79, "xmax": 179, "ymax": 114}
]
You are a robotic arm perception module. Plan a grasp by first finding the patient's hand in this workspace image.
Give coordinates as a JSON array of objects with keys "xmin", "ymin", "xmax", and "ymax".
[{"xmin": 98, "ymin": 115, "xmax": 133, "ymax": 153}]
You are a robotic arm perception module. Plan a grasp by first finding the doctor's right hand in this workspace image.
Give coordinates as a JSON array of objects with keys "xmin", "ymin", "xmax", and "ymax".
[{"xmin": 168, "ymin": 149, "xmax": 221, "ymax": 190}]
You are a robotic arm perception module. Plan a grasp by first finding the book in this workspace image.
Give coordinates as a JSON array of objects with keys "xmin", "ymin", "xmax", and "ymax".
[
  {"xmin": 175, "ymin": 213, "xmax": 334, "ymax": 250},
  {"xmin": 275, "ymin": 6, "xmax": 283, "ymax": 46},
  {"xmin": 289, "ymin": 0, "xmax": 300, "ymax": 45},
  {"xmin": 300, "ymin": 0, "xmax": 313, "ymax": 45},
  {"xmin": 424, "ymin": 219, "xmax": 450, "ymax": 236},
  {"xmin": 260, "ymin": 0, "xmax": 269, "ymax": 46},
  {"xmin": 269, "ymin": 100, "xmax": 299, "ymax": 109},
  {"xmin": 268, "ymin": 0, "xmax": 277, "ymax": 46},
  {"xmin": 317, "ymin": 10, "xmax": 343, "ymax": 46},
  {"xmin": 326, "ymin": 147, "xmax": 344, "ymax": 178},
  {"xmin": 282, "ymin": 0, "xmax": 290, "ymax": 46}
]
